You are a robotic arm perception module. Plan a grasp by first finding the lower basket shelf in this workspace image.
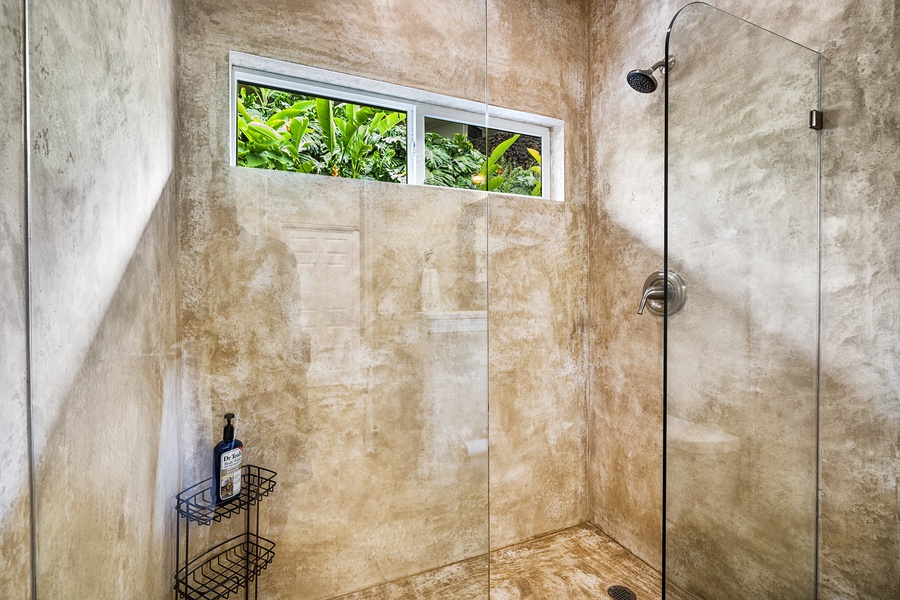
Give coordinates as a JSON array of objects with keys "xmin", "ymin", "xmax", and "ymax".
[{"xmin": 174, "ymin": 532, "xmax": 276, "ymax": 600}]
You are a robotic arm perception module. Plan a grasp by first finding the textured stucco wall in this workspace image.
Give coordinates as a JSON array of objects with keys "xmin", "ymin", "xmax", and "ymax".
[
  {"xmin": 589, "ymin": 0, "xmax": 672, "ymax": 568},
  {"xmin": 814, "ymin": 1, "xmax": 900, "ymax": 595},
  {"xmin": 177, "ymin": 0, "xmax": 589, "ymax": 596},
  {"xmin": 27, "ymin": 0, "xmax": 180, "ymax": 598},
  {"xmin": 589, "ymin": 0, "xmax": 900, "ymax": 598},
  {"xmin": 487, "ymin": 0, "xmax": 591, "ymax": 550},
  {"xmin": 0, "ymin": 0, "xmax": 31, "ymax": 597},
  {"xmin": 488, "ymin": 195, "xmax": 589, "ymax": 549}
]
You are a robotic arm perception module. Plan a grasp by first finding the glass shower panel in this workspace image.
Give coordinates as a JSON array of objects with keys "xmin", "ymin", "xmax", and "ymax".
[
  {"xmin": 665, "ymin": 4, "xmax": 820, "ymax": 599},
  {"xmin": 198, "ymin": 2, "xmax": 489, "ymax": 598},
  {"xmin": 356, "ymin": 179, "xmax": 489, "ymax": 591},
  {"xmin": 292, "ymin": 8, "xmax": 489, "ymax": 598}
]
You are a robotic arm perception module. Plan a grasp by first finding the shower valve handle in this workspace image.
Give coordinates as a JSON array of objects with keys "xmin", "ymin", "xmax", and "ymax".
[
  {"xmin": 637, "ymin": 271, "xmax": 687, "ymax": 317},
  {"xmin": 637, "ymin": 285, "xmax": 667, "ymax": 315}
]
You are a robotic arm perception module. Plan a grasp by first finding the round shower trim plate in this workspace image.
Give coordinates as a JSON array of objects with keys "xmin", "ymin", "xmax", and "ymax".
[{"xmin": 641, "ymin": 270, "xmax": 687, "ymax": 317}]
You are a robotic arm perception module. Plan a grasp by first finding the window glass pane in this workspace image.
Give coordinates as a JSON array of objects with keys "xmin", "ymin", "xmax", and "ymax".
[
  {"xmin": 236, "ymin": 83, "xmax": 408, "ymax": 183},
  {"xmin": 423, "ymin": 117, "xmax": 485, "ymax": 190},
  {"xmin": 423, "ymin": 119, "xmax": 542, "ymax": 197},
  {"xmin": 481, "ymin": 129, "xmax": 543, "ymax": 197}
]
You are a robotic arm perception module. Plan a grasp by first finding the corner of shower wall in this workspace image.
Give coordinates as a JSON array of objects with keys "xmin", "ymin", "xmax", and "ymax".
[
  {"xmin": 586, "ymin": 1, "xmax": 899, "ymax": 598},
  {"xmin": 486, "ymin": 0, "xmax": 593, "ymax": 551},
  {"xmin": 174, "ymin": 3, "xmax": 594, "ymax": 596},
  {"xmin": 584, "ymin": 0, "xmax": 668, "ymax": 571}
]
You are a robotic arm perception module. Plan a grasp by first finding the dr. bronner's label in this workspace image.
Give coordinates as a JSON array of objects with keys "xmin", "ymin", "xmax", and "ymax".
[{"xmin": 220, "ymin": 447, "xmax": 242, "ymax": 500}]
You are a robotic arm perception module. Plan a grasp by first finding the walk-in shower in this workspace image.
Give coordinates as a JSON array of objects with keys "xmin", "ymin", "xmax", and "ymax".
[{"xmin": 12, "ymin": 0, "xmax": 900, "ymax": 598}]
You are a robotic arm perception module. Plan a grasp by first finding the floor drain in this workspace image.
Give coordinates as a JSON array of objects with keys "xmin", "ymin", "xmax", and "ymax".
[{"xmin": 607, "ymin": 585, "xmax": 637, "ymax": 600}]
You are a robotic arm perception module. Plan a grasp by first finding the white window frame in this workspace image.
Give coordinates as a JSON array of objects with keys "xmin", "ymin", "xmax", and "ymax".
[{"xmin": 230, "ymin": 51, "xmax": 564, "ymax": 201}]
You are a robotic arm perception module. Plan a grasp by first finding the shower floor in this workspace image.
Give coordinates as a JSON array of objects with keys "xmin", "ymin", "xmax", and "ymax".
[{"xmin": 333, "ymin": 523, "xmax": 692, "ymax": 599}]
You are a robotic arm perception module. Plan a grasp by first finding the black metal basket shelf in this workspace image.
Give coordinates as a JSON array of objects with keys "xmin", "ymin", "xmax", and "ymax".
[
  {"xmin": 174, "ymin": 464, "xmax": 276, "ymax": 600},
  {"xmin": 175, "ymin": 465, "xmax": 277, "ymax": 526},
  {"xmin": 174, "ymin": 533, "xmax": 276, "ymax": 600}
]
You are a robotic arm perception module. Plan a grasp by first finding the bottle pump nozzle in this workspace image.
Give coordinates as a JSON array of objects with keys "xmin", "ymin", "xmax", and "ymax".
[{"xmin": 223, "ymin": 413, "xmax": 235, "ymax": 442}]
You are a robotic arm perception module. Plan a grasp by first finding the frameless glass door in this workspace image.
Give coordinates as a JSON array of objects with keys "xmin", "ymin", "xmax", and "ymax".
[{"xmin": 665, "ymin": 4, "xmax": 821, "ymax": 599}]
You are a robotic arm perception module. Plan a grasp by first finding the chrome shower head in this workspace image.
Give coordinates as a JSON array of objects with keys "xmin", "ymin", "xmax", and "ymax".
[
  {"xmin": 626, "ymin": 57, "xmax": 675, "ymax": 94},
  {"xmin": 626, "ymin": 69, "xmax": 658, "ymax": 93}
]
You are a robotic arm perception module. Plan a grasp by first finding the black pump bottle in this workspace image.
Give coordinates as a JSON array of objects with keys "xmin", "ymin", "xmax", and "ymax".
[{"xmin": 213, "ymin": 413, "xmax": 243, "ymax": 505}]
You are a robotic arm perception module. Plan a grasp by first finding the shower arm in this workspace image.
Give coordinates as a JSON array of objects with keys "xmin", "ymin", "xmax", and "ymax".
[{"xmin": 650, "ymin": 56, "xmax": 676, "ymax": 75}]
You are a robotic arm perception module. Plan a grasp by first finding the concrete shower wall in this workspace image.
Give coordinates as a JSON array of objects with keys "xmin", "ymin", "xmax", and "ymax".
[
  {"xmin": 27, "ymin": 0, "xmax": 181, "ymax": 598},
  {"xmin": 176, "ymin": 0, "xmax": 590, "ymax": 597},
  {"xmin": 589, "ymin": 0, "xmax": 900, "ymax": 598},
  {"xmin": 176, "ymin": 4, "xmax": 492, "ymax": 597},
  {"xmin": 0, "ymin": 0, "xmax": 31, "ymax": 597}
]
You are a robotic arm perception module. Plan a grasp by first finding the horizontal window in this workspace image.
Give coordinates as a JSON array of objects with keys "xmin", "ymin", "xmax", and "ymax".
[
  {"xmin": 230, "ymin": 52, "xmax": 563, "ymax": 200},
  {"xmin": 236, "ymin": 84, "xmax": 408, "ymax": 182}
]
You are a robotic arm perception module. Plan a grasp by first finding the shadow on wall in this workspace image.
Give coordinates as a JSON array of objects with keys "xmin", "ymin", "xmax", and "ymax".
[
  {"xmin": 665, "ymin": 268, "xmax": 818, "ymax": 599},
  {"xmin": 30, "ymin": 175, "xmax": 181, "ymax": 599}
]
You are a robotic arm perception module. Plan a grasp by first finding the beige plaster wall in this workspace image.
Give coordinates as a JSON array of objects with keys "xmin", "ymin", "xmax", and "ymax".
[
  {"xmin": 589, "ymin": 0, "xmax": 900, "ymax": 598},
  {"xmin": 27, "ymin": 0, "xmax": 181, "ymax": 598},
  {"xmin": 0, "ymin": 0, "xmax": 31, "ymax": 597},
  {"xmin": 177, "ymin": 0, "xmax": 590, "ymax": 596},
  {"xmin": 488, "ymin": 195, "xmax": 589, "ymax": 549},
  {"xmin": 588, "ymin": 0, "xmax": 671, "ymax": 567}
]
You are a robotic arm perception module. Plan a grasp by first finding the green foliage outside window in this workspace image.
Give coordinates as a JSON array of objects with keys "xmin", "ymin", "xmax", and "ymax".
[
  {"xmin": 237, "ymin": 85, "xmax": 407, "ymax": 181},
  {"xmin": 236, "ymin": 84, "xmax": 542, "ymax": 196},
  {"xmin": 423, "ymin": 132, "xmax": 484, "ymax": 189}
]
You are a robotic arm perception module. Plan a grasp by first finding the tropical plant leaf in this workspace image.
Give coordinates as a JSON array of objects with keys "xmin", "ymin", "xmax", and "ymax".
[
  {"xmin": 316, "ymin": 98, "xmax": 336, "ymax": 153},
  {"xmin": 474, "ymin": 134, "xmax": 519, "ymax": 191},
  {"xmin": 247, "ymin": 121, "xmax": 285, "ymax": 142},
  {"xmin": 289, "ymin": 116, "xmax": 309, "ymax": 150},
  {"xmin": 368, "ymin": 112, "xmax": 386, "ymax": 136},
  {"xmin": 237, "ymin": 97, "xmax": 253, "ymax": 122},
  {"xmin": 267, "ymin": 108, "xmax": 303, "ymax": 127},
  {"xmin": 291, "ymin": 100, "xmax": 316, "ymax": 112},
  {"xmin": 527, "ymin": 148, "xmax": 542, "ymax": 196},
  {"xmin": 488, "ymin": 134, "xmax": 519, "ymax": 167},
  {"xmin": 376, "ymin": 112, "xmax": 403, "ymax": 134}
]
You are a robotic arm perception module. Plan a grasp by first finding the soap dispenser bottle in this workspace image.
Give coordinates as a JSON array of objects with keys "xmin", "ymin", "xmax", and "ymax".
[{"xmin": 213, "ymin": 412, "xmax": 243, "ymax": 505}]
